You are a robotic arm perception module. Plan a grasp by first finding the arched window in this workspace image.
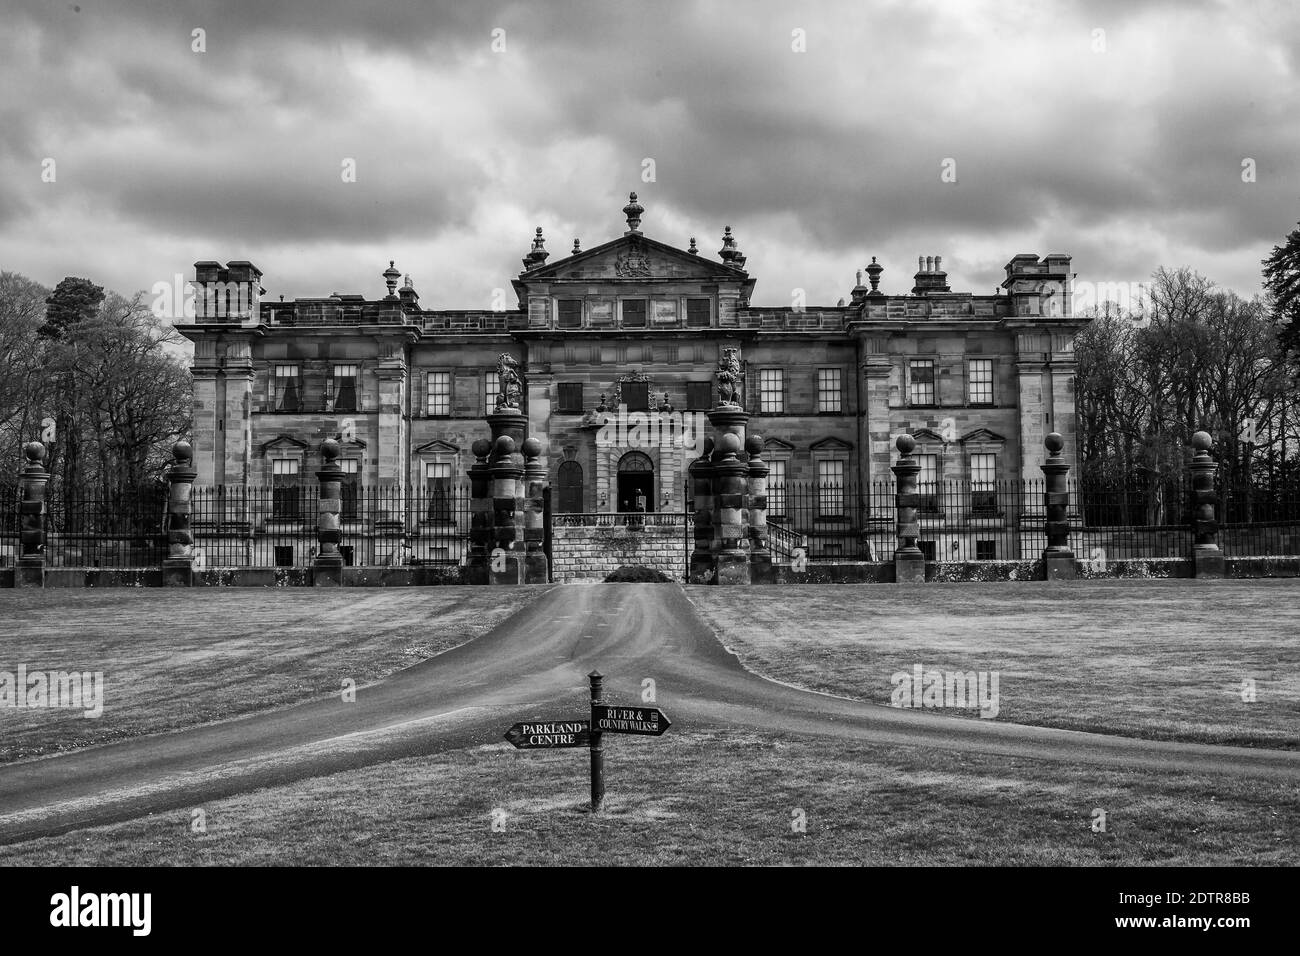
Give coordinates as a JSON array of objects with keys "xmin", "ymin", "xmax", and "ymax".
[{"xmin": 558, "ymin": 460, "xmax": 583, "ymax": 513}]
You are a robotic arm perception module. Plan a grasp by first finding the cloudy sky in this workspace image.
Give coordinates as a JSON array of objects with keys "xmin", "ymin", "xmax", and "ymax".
[{"xmin": 3, "ymin": 0, "xmax": 1298, "ymax": 316}]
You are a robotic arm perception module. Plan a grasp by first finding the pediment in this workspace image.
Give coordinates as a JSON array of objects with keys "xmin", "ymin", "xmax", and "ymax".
[
  {"xmin": 523, "ymin": 233, "xmax": 747, "ymax": 282},
  {"xmin": 763, "ymin": 437, "xmax": 796, "ymax": 452},
  {"xmin": 258, "ymin": 434, "xmax": 310, "ymax": 456},
  {"xmin": 414, "ymin": 439, "xmax": 461, "ymax": 455},
  {"xmin": 960, "ymin": 428, "xmax": 1006, "ymax": 444},
  {"xmin": 809, "ymin": 436, "xmax": 853, "ymax": 451},
  {"xmin": 909, "ymin": 428, "xmax": 946, "ymax": 444}
]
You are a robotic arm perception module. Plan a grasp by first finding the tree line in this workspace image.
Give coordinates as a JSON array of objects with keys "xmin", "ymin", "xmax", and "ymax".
[
  {"xmin": 1074, "ymin": 221, "xmax": 1300, "ymax": 521},
  {"xmin": 0, "ymin": 273, "xmax": 191, "ymax": 509}
]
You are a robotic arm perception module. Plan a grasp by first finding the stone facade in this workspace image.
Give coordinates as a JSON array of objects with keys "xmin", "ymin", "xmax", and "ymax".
[{"xmin": 177, "ymin": 195, "xmax": 1087, "ymax": 525}]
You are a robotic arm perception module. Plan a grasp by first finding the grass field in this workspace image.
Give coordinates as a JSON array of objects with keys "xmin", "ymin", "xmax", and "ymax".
[
  {"xmin": 0, "ymin": 587, "xmax": 547, "ymax": 763},
  {"xmin": 3, "ymin": 729, "xmax": 1294, "ymax": 866},
  {"xmin": 686, "ymin": 579, "xmax": 1300, "ymax": 749}
]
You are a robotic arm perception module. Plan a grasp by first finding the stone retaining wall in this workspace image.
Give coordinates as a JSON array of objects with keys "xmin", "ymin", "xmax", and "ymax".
[{"xmin": 550, "ymin": 524, "xmax": 688, "ymax": 583}]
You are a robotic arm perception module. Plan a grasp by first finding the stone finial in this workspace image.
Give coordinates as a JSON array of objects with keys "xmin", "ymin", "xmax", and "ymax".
[
  {"xmin": 23, "ymin": 441, "xmax": 46, "ymax": 464},
  {"xmin": 320, "ymin": 438, "xmax": 341, "ymax": 464},
  {"xmin": 895, "ymin": 433, "xmax": 917, "ymax": 457},
  {"xmin": 472, "ymin": 438, "xmax": 492, "ymax": 463},
  {"xmin": 623, "ymin": 191, "xmax": 644, "ymax": 233},
  {"xmin": 702, "ymin": 436, "xmax": 716, "ymax": 458},
  {"xmin": 573, "ymin": 238, "xmax": 581, "ymax": 255},
  {"xmin": 597, "ymin": 393, "xmax": 608, "ymax": 413},
  {"xmin": 1044, "ymin": 432, "xmax": 1064, "ymax": 456},
  {"xmin": 1191, "ymin": 430, "xmax": 1213, "ymax": 454},
  {"xmin": 383, "ymin": 260, "xmax": 401, "ymax": 297},
  {"xmin": 744, "ymin": 434, "xmax": 763, "ymax": 458},
  {"xmin": 719, "ymin": 226, "xmax": 745, "ymax": 267},
  {"xmin": 522, "ymin": 437, "xmax": 542, "ymax": 460},
  {"xmin": 522, "ymin": 227, "xmax": 549, "ymax": 269},
  {"xmin": 688, "ymin": 237, "xmax": 698, "ymax": 255},
  {"xmin": 658, "ymin": 392, "xmax": 673, "ymax": 412},
  {"xmin": 866, "ymin": 256, "xmax": 883, "ymax": 293},
  {"xmin": 494, "ymin": 435, "xmax": 516, "ymax": 458},
  {"xmin": 172, "ymin": 440, "xmax": 193, "ymax": 463},
  {"xmin": 717, "ymin": 432, "xmax": 742, "ymax": 458}
]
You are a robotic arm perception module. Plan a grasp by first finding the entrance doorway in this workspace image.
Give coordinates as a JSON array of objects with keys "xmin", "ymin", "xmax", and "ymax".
[{"xmin": 616, "ymin": 451, "xmax": 654, "ymax": 513}]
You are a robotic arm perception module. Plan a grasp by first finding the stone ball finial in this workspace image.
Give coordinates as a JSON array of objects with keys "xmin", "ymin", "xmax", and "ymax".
[
  {"xmin": 1044, "ymin": 432, "xmax": 1064, "ymax": 455},
  {"xmin": 702, "ymin": 437, "xmax": 716, "ymax": 457},
  {"xmin": 172, "ymin": 440, "xmax": 193, "ymax": 463},
  {"xmin": 895, "ymin": 434, "xmax": 916, "ymax": 456},
  {"xmin": 718, "ymin": 432, "xmax": 742, "ymax": 457},
  {"xmin": 23, "ymin": 441, "xmax": 45, "ymax": 463},
  {"xmin": 522, "ymin": 437, "xmax": 542, "ymax": 459},
  {"xmin": 744, "ymin": 435, "xmax": 763, "ymax": 457},
  {"xmin": 472, "ymin": 438, "xmax": 492, "ymax": 460},
  {"xmin": 320, "ymin": 438, "xmax": 341, "ymax": 462},
  {"xmin": 1191, "ymin": 430, "xmax": 1213, "ymax": 453},
  {"xmin": 494, "ymin": 435, "xmax": 516, "ymax": 457}
]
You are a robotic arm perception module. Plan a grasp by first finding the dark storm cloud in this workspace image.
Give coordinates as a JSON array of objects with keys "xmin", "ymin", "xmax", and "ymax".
[{"xmin": 2, "ymin": 0, "xmax": 1297, "ymax": 301}]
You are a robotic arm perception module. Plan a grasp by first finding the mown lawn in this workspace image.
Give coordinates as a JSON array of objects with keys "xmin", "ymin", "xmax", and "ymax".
[
  {"xmin": 3, "ymin": 730, "xmax": 1294, "ymax": 866},
  {"xmin": 0, "ymin": 587, "xmax": 547, "ymax": 762},
  {"xmin": 686, "ymin": 578, "xmax": 1300, "ymax": 748}
]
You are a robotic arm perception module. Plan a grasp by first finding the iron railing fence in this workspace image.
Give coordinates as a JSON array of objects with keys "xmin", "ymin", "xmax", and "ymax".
[
  {"xmin": 3, "ymin": 476, "xmax": 1298, "ymax": 568},
  {"xmin": 43, "ymin": 485, "xmax": 170, "ymax": 567},
  {"xmin": 1217, "ymin": 479, "xmax": 1300, "ymax": 557},
  {"xmin": 766, "ymin": 477, "xmax": 1300, "ymax": 562},
  {"xmin": 185, "ymin": 484, "xmax": 475, "ymax": 568}
]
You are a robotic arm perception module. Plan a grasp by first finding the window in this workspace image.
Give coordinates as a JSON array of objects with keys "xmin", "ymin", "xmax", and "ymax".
[
  {"xmin": 759, "ymin": 369, "xmax": 784, "ymax": 413},
  {"xmin": 484, "ymin": 371, "xmax": 500, "ymax": 412},
  {"xmin": 817, "ymin": 460, "xmax": 844, "ymax": 516},
  {"xmin": 909, "ymin": 360, "xmax": 935, "ymax": 406},
  {"xmin": 918, "ymin": 541, "xmax": 937, "ymax": 562},
  {"xmin": 623, "ymin": 381, "xmax": 649, "ymax": 412},
  {"xmin": 916, "ymin": 453, "xmax": 940, "ymax": 514},
  {"xmin": 273, "ymin": 365, "xmax": 301, "ymax": 412},
  {"xmin": 558, "ymin": 299, "xmax": 582, "ymax": 329},
  {"xmin": 332, "ymin": 365, "xmax": 359, "ymax": 412},
  {"xmin": 970, "ymin": 453, "xmax": 998, "ymax": 515},
  {"xmin": 426, "ymin": 372, "xmax": 451, "ymax": 417},
  {"xmin": 622, "ymin": 299, "xmax": 646, "ymax": 328},
  {"xmin": 272, "ymin": 459, "xmax": 300, "ymax": 518},
  {"xmin": 817, "ymin": 368, "xmax": 842, "ymax": 413},
  {"xmin": 557, "ymin": 382, "xmax": 584, "ymax": 414},
  {"xmin": 340, "ymin": 459, "xmax": 360, "ymax": 520},
  {"xmin": 686, "ymin": 381, "xmax": 712, "ymax": 410},
  {"xmin": 687, "ymin": 298, "xmax": 710, "ymax": 328},
  {"xmin": 968, "ymin": 360, "xmax": 993, "ymax": 405},
  {"xmin": 426, "ymin": 462, "xmax": 452, "ymax": 523},
  {"xmin": 767, "ymin": 459, "xmax": 787, "ymax": 517},
  {"xmin": 976, "ymin": 540, "xmax": 997, "ymax": 561},
  {"xmin": 273, "ymin": 545, "xmax": 295, "ymax": 567}
]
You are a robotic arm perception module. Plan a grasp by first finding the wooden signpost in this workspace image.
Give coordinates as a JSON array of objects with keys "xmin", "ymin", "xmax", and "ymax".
[{"xmin": 502, "ymin": 670, "xmax": 672, "ymax": 812}]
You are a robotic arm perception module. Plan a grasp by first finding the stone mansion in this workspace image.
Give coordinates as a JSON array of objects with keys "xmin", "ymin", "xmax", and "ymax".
[{"xmin": 178, "ymin": 193, "xmax": 1085, "ymax": 528}]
